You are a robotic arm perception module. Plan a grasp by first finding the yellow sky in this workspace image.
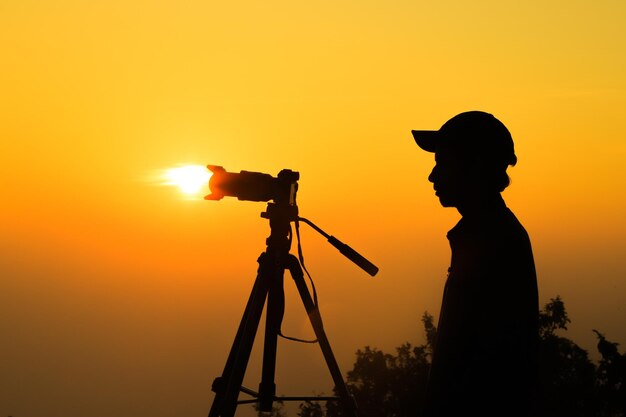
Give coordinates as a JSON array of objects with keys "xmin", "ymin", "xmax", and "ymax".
[{"xmin": 1, "ymin": 1, "xmax": 626, "ymax": 416}]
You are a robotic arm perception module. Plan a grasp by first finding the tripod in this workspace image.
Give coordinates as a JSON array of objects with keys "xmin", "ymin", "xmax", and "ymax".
[{"xmin": 207, "ymin": 201, "xmax": 359, "ymax": 417}]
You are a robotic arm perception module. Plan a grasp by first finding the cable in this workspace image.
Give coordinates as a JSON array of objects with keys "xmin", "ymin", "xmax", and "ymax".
[
  {"xmin": 295, "ymin": 218, "xmax": 319, "ymax": 308},
  {"xmin": 277, "ymin": 220, "xmax": 319, "ymax": 344}
]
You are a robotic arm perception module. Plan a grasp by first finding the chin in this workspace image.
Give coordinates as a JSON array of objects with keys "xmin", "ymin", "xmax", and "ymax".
[{"xmin": 437, "ymin": 196, "xmax": 457, "ymax": 208}]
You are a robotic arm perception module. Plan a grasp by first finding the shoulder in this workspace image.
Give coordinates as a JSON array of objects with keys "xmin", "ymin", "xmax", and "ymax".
[
  {"xmin": 498, "ymin": 208, "xmax": 532, "ymax": 246},
  {"xmin": 478, "ymin": 208, "xmax": 534, "ymax": 262}
]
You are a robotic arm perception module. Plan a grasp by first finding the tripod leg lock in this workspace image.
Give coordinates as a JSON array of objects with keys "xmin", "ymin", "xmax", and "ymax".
[
  {"xmin": 211, "ymin": 377, "xmax": 225, "ymax": 394},
  {"xmin": 258, "ymin": 381, "xmax": 276, "ymax": 412}
]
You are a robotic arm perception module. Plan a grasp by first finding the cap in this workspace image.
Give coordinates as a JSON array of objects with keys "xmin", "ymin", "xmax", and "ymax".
[{"xmin": 412, "ymin": 111, "xmax": 517, "ymax": 166}]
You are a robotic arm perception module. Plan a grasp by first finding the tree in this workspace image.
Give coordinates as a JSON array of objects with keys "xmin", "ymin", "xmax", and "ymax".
[
  {"xmin": 538, "ymin": 295, "xmax": 571, "ymax": 338},
  {"xmin": 536, "ymin": 296, "xmax": 598, "ymax": 417},
  {"xmin": 298, "ymin": 401, "xmax": 325, "ymax": 417},
  {"xmin": 593, "ymin": 329, "xmax": 626, "ymax": 416},
  {"xmin": 299, "ymin": 313, "xmax": 435, "ymax": 417},
  {"xmin": 298, "ymin": 297, "xmax": 625, "ymax": 417}
]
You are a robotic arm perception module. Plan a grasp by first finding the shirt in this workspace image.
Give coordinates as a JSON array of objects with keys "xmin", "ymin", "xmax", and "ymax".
[{"xmin": 425, "ymin": 195, "xmax": 539, "ymax": 417}]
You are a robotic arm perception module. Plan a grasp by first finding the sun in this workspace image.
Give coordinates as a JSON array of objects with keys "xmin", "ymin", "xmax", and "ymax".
[{"xmin": 163, "ymin": 165, "xmax": 212, "ymax": 195}]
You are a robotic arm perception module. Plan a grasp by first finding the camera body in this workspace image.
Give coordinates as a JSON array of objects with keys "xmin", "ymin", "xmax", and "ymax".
[{"xmin": 205, "ymin": 165, "xmax": 299, "ymax": 205}]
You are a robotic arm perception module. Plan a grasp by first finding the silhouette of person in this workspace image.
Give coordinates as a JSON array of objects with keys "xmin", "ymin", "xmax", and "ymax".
[{"xmin": 412, "ymin": 111, "xmax": 539, "ymax": 417}]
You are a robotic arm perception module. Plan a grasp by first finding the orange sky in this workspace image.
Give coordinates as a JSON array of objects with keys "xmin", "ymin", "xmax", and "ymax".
[{"xmin": 1, "ymin": 1, "xmax": 626, "ymax": 416}]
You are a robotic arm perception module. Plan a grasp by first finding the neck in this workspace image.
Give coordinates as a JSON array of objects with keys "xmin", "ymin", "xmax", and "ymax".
[{"xmin": 456, "ymin": 192, "xmax": 505, "ymax": 217}]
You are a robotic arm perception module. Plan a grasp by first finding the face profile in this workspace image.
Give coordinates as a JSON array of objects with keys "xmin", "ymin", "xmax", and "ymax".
[{"xmin": 427, "ymin": 150, "xmax": 471, "ymax": 208}]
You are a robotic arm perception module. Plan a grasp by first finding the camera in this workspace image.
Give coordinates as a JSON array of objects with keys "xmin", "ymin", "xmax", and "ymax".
[{"xmin": 204, "ymin": 165, "xmax": 299, "ymax": 204}]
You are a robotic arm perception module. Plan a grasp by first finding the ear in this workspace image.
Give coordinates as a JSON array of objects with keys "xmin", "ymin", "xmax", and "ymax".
[
  {"xmin": 465, "ymin": 155, "xmax": 498, "ymax": 192},
  {"xmin": 466, "ymin": 154, "xmax": 487, "ymax": 177}
]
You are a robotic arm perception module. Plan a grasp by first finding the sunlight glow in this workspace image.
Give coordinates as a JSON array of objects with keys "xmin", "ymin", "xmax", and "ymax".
[{"xmin": 163, "ymin": 165, "xmax": 211, "ymax": 195}]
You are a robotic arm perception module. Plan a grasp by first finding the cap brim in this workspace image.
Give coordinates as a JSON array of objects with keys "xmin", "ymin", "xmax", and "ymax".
[{"xmin": 411, "ymin": 130, "xmax": 440, "ymax": 153}]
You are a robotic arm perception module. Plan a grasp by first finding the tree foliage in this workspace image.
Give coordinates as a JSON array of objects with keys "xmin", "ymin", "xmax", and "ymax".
[
  {"xmin": 299, "ymin": 313, "xmax": 434, "ymax": 417},
  {"xmin": 593, "ymin": 329, "xmax": 626, "ymax": 416},
  {"xmin": 536, "ymin": 296, "xmax": 598, "ymax": 416},
  {"xmin": 298, "ymin": 297, "xmax": 626, "ymax": 417}
]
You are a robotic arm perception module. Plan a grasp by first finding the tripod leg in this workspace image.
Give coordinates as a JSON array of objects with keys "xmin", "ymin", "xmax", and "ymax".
[
  {"xmin": 208, "ymin": 254, "xmax": 272, "ymax": 417},
  {"xmin": 286, "ymin": 255, "xmax": 358, "ymax": 417},
  {"xmin": 258, "ymin": 264, "xmax": 285, "ymax": 412}
]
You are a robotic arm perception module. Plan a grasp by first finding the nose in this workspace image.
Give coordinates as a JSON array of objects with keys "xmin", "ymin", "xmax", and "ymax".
[{"xmin": 428, "ymin": 165, "xmax": 437, "ymax": 184}]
